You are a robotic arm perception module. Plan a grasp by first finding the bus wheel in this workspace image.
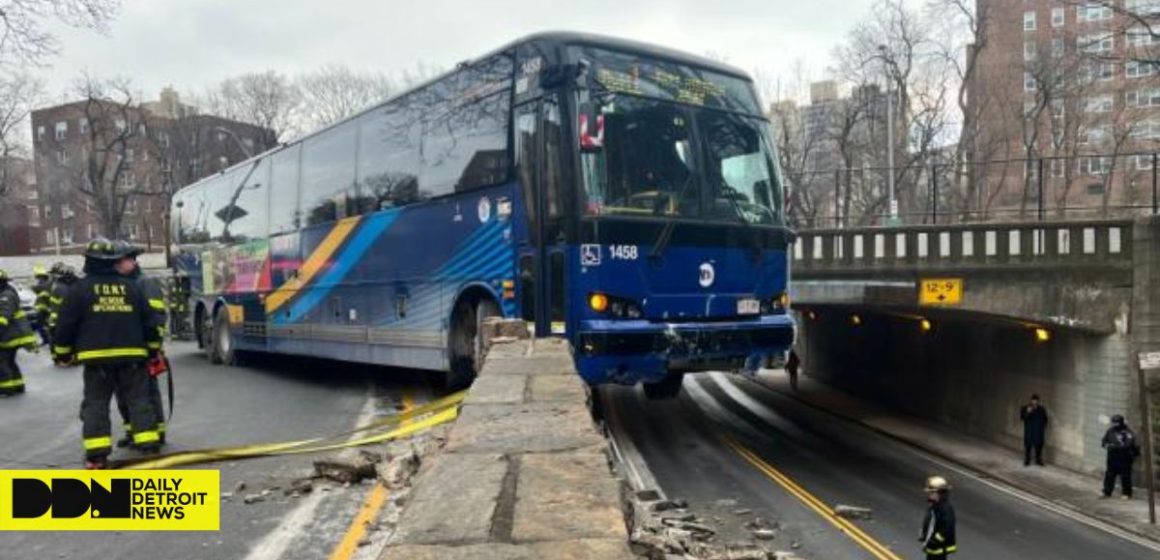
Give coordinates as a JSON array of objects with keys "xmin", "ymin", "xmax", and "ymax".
[
  {"xmin": 642, "ymin": 373, "xmax": 684, "ymax": 400},
  {"xmin": 446, "ymin": 300, "xmax": 477, "ymax": 392},
  {"xmin": 446, "ymin": 298, "xmax": 499, "ymax": 392},
  {"xmin": 211, "ymin": 309, "xmax": 240, "ymax": 366}
]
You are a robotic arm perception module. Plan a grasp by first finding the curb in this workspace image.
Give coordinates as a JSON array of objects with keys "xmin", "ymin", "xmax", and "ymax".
[{"xmin": 746, "ymin": 377, "xmax": 1160, "ymax": 547}]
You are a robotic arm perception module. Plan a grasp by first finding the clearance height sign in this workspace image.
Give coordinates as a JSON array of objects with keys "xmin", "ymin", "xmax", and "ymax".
[{"xmin": 0, "ymin": 470, "xmax": 219, "ymax": 531}]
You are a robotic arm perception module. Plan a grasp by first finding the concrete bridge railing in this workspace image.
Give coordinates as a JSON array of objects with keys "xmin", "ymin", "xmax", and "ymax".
[{"xmin": 793, "ymin": 219, "xmax": 1135, "ymax": 273}]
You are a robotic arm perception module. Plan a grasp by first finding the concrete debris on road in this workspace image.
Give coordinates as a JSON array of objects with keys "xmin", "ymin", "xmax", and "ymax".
[
  {"xmin": 378, "ymin": 445, "xmax": 421, "ymax": 489},
  {"xmin": 314, "ymin": 455, "xmax": 377, "ymax": 484},
  {"xmin": 242, "ymin": 494, "xmax": 264, "ymax": 505},
  {"xmin": 652, "ymin": 498, "xmax": 689, "ymax": 512},
  {"xmin": 751, "ymin": 529, "xmax": 776, "ymax": 541},
  {"xmin": 284, "ymin": 478, "xmax": 314, "ymax": 496},
  {"xmin": 832, "ymin": 504, "xmax": 873, "ymax": 520},
  {"xmin": 233, "ymin": 481, "xmax": 246, "ymax": 493}
]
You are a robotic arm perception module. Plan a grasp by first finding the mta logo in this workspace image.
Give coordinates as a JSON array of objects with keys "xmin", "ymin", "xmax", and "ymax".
[{"xmin": 12, "ymin": 478, "xmax": 130, "ymax": 519}]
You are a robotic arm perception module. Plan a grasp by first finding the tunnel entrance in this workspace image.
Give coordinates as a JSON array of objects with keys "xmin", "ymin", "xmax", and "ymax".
[{"xmin": 795, "ymin": 305, "xmax": 1131, "ymax": 474}]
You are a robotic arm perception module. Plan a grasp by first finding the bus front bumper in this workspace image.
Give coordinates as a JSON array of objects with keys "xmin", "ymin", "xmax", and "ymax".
[{"xmin": 574, "ymin": 315, "xmax": 796, "ymax": 386}]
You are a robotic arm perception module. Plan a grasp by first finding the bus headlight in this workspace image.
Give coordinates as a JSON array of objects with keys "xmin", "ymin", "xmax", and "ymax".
[
  {"xmin": 590, "ymin": 292, "xmax": 642, "ymax": 319},
  {"xmin": 589, "ymin": 293, "xmax": 609, "ymax": 313},
  {"xmin": 762, "ymin": 292, "xmax": 790, "ymax": 314}
]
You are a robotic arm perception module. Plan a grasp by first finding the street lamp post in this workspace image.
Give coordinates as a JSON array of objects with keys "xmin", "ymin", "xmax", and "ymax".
[{"xmin": 879, "ymin": 45, "xmax": 898, "ymax": 225}]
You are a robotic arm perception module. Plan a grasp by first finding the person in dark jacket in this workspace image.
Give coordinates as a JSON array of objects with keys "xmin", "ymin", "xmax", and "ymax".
[
  {"xmin": 53, "ymin": 238, "xmax": 162, "ymax": 469},
  {"xmin": 920, "ymin": 475, "xmax": 957, "ymax": 559},
  {"xmin": 46, "ymin": 264, "xmax": 79, "ymax": 364},
  {"xmin": 1101, "ymin": 414, "xmax": 1140, "ymax": 499},
  {"xmin": 116, "ymin": 261, "xmax": 167, "ymax": 448},
  {"xmin": 785, "ymin": 349, "xmax": 800, "ymax": 391},
  {"xmin": 0, "ymin": 269, "xmax": 38, "ymax": 396},
  {"xmin": 30, "ymin": 265, "xmax": 52, "ymax": 345},
  {"xmin": 1020, "ymin": 394, "xmax": 1049, "ymax": 466}
]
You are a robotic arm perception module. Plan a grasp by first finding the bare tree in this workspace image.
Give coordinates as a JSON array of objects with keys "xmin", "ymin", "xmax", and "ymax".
[
  {"xmin": 203, "ymin": 71, "xmax": 300, "ymax": 144},
  {"xmin": 0, "ymin": 0, "xmax": 119, "ymax": 67},
  {"xmin": 295, "ymin": 63, "xmax": 393, "ymax": 130},
  {"xmin": 65, "ymin": 75, "xmax": 163, "ymax": 237},
  {"xmin": 0, "ymin": 70, "xmax": 42, "ymax": 199}
]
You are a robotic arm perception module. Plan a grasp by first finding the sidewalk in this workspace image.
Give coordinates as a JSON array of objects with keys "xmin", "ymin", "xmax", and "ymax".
[{"xmin": 759, "ymin": 372, "xmax": 1160, "ymax": 543}]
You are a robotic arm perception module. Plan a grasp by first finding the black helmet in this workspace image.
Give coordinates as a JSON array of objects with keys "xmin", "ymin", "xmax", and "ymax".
[
  {"xmin": 113, "ymin": 239, "xmax": 143, "ymax": 259},
  {"xmin": 84, "ymin": 238, "xmax": 141, "ymax": 260},
  {"xmin": 59, "ymin": 264, "xmax": 78, "ymax": 278},
  {"xmin": 50, "ymin": 262, "xmax": 67, "ymax": 275},
  {"xmin": 84, "ymin": 237, "xmax": 119, "ymax": 260},
  {"xmin": 1112, "ymin": 414, "xmax": 1125, "ymax": 426}
]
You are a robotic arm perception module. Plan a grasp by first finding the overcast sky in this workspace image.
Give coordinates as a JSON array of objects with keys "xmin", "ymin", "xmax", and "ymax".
[{"xmin": 36, "ymin": 0, "xmax": 879, "ymax": 107}]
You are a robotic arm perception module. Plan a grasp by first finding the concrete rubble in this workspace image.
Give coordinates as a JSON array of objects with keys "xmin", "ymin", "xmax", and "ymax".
[
  {"xmin": 832, "ymin": 504, "xmax": 873, "ymax": 520},
  {"xmin": 628, "ymin": 491, "xmax": 802, "ymax": 560}
]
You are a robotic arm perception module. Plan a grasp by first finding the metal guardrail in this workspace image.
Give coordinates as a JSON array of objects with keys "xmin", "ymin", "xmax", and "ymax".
[{"xmin": 793, "ymin": 219, "xmax": 1135, "ymax": 271}]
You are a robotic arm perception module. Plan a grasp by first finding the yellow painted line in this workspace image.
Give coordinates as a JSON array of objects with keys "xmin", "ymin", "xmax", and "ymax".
[
  {"xmin": 327, "ymin": 393, "xmax": 417, "ymax": 560},
  {"xmin": 265, "ymin": 216, "xmax": 361, "ymax": 313},
  {"xmin": 725, "ymin": 438, "xmax": 902, "ymax": 560}
]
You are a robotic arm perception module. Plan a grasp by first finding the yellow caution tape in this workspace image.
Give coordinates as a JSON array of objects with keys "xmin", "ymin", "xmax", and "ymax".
[{"xmin": 116, "ymin": 391, "xmax": 466, "ymax": 470}]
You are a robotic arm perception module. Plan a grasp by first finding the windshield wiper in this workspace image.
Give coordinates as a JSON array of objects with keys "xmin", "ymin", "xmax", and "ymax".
[{"xmin": 649, "ymin": 173, "xmax": 696, "ymax": 262}]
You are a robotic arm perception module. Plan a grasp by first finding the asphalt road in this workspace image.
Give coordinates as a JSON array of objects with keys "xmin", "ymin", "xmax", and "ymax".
[
  {"xmin": 601, "ymin": 370, "xmax": 1160, "ymax": 560},
  {"xmin": 0, "ymin": 342, "xmax": 438, "ymax": 560}
]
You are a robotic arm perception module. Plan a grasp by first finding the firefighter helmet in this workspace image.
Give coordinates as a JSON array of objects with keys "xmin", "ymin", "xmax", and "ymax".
[
  {"xmin": 33, "ymin": 264, "xmax": 48, "ymax": 277},
  {"xmin": 84, "ymin": 238, "xmax": 118, "ymax": 260},
  {"xmin": 0, "ymin": 269, "xmax": 7, "ymax": 282},
  {"xmin": 924, "ymin": 475, "xmax": 950, "ymax": 493}
]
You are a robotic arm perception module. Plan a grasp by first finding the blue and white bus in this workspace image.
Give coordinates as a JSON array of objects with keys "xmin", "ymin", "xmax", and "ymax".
[{"xmin": 171, "ymin": 32, "xmax": 795, "ymax": 396}]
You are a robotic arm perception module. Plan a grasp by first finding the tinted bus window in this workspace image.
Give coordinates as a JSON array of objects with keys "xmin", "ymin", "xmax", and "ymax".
[
  {"xmin": 419, "ymin": 57, "xmax": 512, "ymax": 195},
  {"xmin": 302, "ymin": 122, "xmax": 358, "ymax": 226},
  {"xmin": 205, "ymin": 169, "xmax": 242, "ymax": 242},
  {"xmin": 220, "ymin": 158, "xmax": 270, "ymax": 242},
  {"xmin": 175, "ymin": 185, "xmax": 207, "ymax": 243},
  {"xmin": 269, "ymin": 145, "xmax": 301, "ymax": 234},
  {"xmin": 356, "ymin": 101, "xmax": 424, "ymax": 211}
]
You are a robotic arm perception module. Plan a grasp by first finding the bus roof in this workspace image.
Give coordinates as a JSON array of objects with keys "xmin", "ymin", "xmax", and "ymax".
[{"xmin": 175, "ymin": 32, "xmax": 754, "ymax": 196}]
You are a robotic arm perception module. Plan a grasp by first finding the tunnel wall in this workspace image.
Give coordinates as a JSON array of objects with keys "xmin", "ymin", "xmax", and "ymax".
[{"xmin": 799, "ymin": 310, "xmax": 1132, "ymax": 475}]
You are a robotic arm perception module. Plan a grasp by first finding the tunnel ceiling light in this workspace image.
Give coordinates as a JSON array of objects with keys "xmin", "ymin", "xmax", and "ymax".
[
  {"xmin": 920, "ymin": 318, "xmax": 932, "ymax": 332},
  {"xmin": 589, "ymin": 293, "xmax": 609, "ymax": 313},
  {"xmin": 806, "ymin": 310, "xmax": 817, "ymax": 321},
  {"xmin": 1034, "ymin": 327, "xmax": 1051, "ymax": 342},
  {"xmin": 850, "ymin": 314, "xmax": 862, "ymax": 326}
]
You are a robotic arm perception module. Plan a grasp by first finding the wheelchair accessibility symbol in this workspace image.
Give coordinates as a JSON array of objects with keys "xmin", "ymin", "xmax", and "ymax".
[{"xmin": 580, "ymin": 244, "xmax": 602, "ymax": 266}]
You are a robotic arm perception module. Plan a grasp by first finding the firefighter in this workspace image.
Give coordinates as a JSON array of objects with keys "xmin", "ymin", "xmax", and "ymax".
[
  {"xmin": 46, "ymin": 264, "xmax": 80, "ymax": 362},
  {"xmin": 920, "ymin": 475, "xmax": 957, "ymax": 559},
  {"xmin": 31, "ymin": 265, "xmax": 52, "ymax": 345},
  {"xmin": 0, "ymin": 269, "xmax": 38, "ymax": 396},
  {"xmin": 168, "ymin": 274, "xmax": 192, "ymax": 340},
  {"xmin": 1101, "ymin": 414, "xmax": 1140, "ymax": 499},
  {"xmin": 116, "ymin": 257, "xmax": 168, "ymax": 448},
  {"xmin": 53, "ymin": 238, "xmax": 162, "ymax": 469}
]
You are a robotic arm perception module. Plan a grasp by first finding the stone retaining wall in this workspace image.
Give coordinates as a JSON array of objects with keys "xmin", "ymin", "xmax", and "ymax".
[{"xmin": 378, "ymin": 321, "xmax": 632, "ymax": 559}]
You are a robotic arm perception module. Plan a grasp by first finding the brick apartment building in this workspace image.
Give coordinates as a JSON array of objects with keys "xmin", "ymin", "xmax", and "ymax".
[
  {"xmin": 970, "ymin": 0, "xmax": 1160, "ymax": 218},
  {"xmin": 29, "ymin": 88, "xmax": 274, "ymax": 254},
  {"xmin": 0, "ymin": 156, "xmax": 36, "ymax": 256}
]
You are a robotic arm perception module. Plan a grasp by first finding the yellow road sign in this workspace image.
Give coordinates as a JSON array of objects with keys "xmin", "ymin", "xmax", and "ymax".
[{"xmin": 919, "ymin": 278, "xmax": 962, "ymax": 305}]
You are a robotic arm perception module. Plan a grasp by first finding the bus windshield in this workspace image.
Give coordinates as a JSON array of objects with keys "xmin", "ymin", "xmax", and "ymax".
[{"xmin": 580, "ymin": 95, "xmax": 782, "ymax": 226}]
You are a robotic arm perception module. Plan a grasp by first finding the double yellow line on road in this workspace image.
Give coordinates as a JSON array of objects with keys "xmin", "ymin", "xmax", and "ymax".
[
  {"xmin": 725, "ymin": 438, "xmax": 902, "ymax": 560},
  {"xmin": 328, "ymin": 393, "xmax": 417, "ymax": 560}
]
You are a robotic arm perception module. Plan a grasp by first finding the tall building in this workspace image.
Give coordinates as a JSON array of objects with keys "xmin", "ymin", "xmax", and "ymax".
[
  {"xmin": 970, "ymin": 0, "xmax": 1160, "ymax": 218},
  {"xmin": 29, "ymin": 89, "xmax": 274, "ymax": 254},
  {"xmin": 0, "ymin": 156, "xmax": 36, "ymax": 256},
  {"xmin": 771, "ymin": 81, "xmax": 891, "ymax": 227}
]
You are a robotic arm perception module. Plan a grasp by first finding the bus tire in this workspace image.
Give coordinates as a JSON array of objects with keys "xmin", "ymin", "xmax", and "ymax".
[
  {"xmin": 642, "ymin": 373, "xmax": 684, "ymax": 400},
  {"xmin": 211, "ymin": 308, "xmax": 240, "ymax": 366},
  {"xmin": 445, "ymin": 297, "xmax": 500, "ymax": 392}
]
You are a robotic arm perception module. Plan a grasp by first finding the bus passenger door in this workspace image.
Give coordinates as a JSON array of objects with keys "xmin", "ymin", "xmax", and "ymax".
[{"xmin": 516, "ymin": 98, "xmax": 566, "ymax": 337}]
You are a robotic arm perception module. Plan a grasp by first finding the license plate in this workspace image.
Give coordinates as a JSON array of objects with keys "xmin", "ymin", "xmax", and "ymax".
[{"xmin": 737, "ymin": 298, "xmax": 760, "ymax": 315}]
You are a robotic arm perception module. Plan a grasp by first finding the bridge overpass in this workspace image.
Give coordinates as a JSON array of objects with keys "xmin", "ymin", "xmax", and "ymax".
[{"xmin": 789, "ymin": 216, "xmax": 1160, "ymax": 475}]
